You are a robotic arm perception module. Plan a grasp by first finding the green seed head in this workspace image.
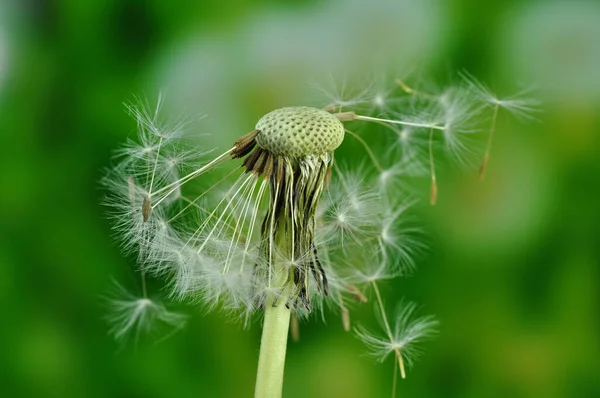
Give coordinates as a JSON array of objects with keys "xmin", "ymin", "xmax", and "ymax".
[{"xmin": 255, "ymin": 106, "xmax": 345, "ymax": 158}]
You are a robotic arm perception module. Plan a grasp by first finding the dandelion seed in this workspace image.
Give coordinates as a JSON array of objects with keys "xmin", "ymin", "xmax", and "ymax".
[
  {"xmin": 106, "ymin": 283, "xmax": 187, "ymax": 343},
  {"xmin": 356, "ymin": 295, "xmax": 438, "ymax": 381},
  {"xmin": 460, "ymin": 71, "xmax": 540, "ymax": 179},
  {"xmin": 461, "ymin": 71, "xmax": 540, "ymax": 121}
]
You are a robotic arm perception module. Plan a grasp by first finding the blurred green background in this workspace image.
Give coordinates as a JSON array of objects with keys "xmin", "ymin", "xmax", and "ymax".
[{"xmin": 1, "ymin": 0, "xmax": 599, "ymax": 397}]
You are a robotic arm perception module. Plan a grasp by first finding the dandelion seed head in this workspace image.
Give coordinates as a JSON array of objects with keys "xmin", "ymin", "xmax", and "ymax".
[{"xmin": 255, "ymin": 106, "xmax": 345, "ymax": 158}]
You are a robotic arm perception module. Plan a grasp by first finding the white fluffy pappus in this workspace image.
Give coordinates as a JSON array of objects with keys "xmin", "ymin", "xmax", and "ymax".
[
  {"xmin": 106, "ymin": 282, "xmax": 187, "ymax": 343},
  {"xmin": 356, "ymin": 300, "xmax": 439, "ymax": 379}
]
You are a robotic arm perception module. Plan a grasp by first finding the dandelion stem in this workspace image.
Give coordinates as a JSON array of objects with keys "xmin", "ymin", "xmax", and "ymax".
[
  {"xmin": 255, "ymin": 294, "xmax": 291, "ymax": 398},
  {"xmin": 255, "ymin": 223, "xmax": 292, "ymax": 398},
  {"xmin": 371, "ymin": 281, "xmax": 406, "ymax": 380}
]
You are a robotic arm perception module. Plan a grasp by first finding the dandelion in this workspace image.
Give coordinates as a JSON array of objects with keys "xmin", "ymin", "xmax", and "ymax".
[{"xmin": 102, "ymin": 74, "xmax": 535, "ymax": 396}]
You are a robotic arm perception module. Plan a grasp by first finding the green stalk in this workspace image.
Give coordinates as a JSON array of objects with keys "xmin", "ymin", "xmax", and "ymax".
[
  {"xmin": 254, "ymin": 294, "xmax": 291, "ymax": 398},
  {"xmin": 254, "ymin": 219, "xmax": 292, "ymax": 398}
]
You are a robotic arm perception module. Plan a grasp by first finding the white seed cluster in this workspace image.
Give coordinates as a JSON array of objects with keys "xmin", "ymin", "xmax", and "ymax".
[{"xmin": 255, "ymin": 106, "xmax": 345, "ymax": 158}]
